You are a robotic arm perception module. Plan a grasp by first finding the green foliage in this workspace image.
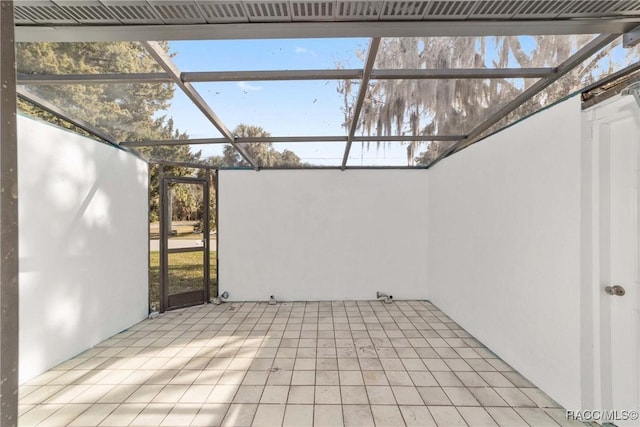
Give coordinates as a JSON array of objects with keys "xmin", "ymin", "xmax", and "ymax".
[
  {"xmin": 16, "ymin": 41, "xmax": 201, "ymax": 221},
  {"xmin": 18, "ymin": 41, "xmax": 174, "ymax": 142},
  {"xmin": 170, "ymin": 184, "xmax": 203, "ymax": 222},
  {"xmin": 338, "ymin": 36, "xmax": 639, "ymax": 165},
  {"xmin": 17, "ymin": 43, "xmax": 303, "ymax": 225},
  {"xmin": 209, "ymin": 124, "xmax": 306, "ymax": 167},
  {"xmin": 149, "ymin": 250, "xmax": 217, "ymax": 311}
]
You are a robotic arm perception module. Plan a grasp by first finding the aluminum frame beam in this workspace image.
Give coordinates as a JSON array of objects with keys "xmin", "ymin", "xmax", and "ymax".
[
  {"xmin": 183, "ymin": 69, "xmax": 362, "ymax": 83},
  {"xmin": 121, "ymin": 134, "xmax": 465, "ymax": 147},
  {"xmin": 17, "ymin": 67, "xmax": 556, "ymax": 88},
  {"xmin": 243, "ymin": 165, "xmax": 427, "ymax": 170},
  {"xmin": 342, "ymin": 37, "xmax": 381, "ymax": 170},
  {"xmin": 16, "ymin": 88, "xmax": 119, "ymax": 146},
  {"xmin": 353, "ymin": 135, "xmax": 463, "ymax": 142},
  {"xmin": 0, "ymin": 1, "xmax": 19, "ymax": 425},
  {"xmin": 149, "ymin": 159, "xmax": 218, "ymax": 170},
  {"xmin": 182, "ymin": 68, "xmax": 555, "ymax": 83},
  {"xmin": 373, "ymin": 68, "xmax": 555, "ymax": 80},
  {"xmin": 142, "ymin": 41, "xmax": 259, "ymax": 170},
  {"xmin": 580, "ymin": 61, "xmax": 640, "ymax": 96},
  {"xmin": 580, "ymin": 61, "xmax": 640, "ymax": 108},
  {"xmin": 15, "ymin": 18, "xmax": 640, "ymax": 43},
  {"xmin": 239, "ymin": 136, "xmax": 346, "ymax": 143},
  {"xmin": 428, "ymin": 33, "xmax": 621, "ymax": 168},
  {"xmin": 623, "ymin": 24, "xmax": 640, "ymax": 48},
  {"xmin": 121, "ymin": 137, "xmax": 228, "ymax": 147},
  {"xmin": 17, "ymin": 72, "xmax": 171, "ymax": 85}
]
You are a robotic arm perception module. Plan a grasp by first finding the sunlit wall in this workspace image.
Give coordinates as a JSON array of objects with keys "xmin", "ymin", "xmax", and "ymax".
[
  {"xmin": 18, "ymin": 116, "xmax": 149, "ymax": 383},
  {"xmin": 428, "ymin": 96, "xmax": 584, "ymax": 410},
  {"xmin": 218, "ymin": 169, "xmax": 429, "ymax": 301}
]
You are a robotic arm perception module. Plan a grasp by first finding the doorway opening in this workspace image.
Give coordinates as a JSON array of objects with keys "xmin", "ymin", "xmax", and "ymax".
[{"xmin": 149, "ymin": 166, "xmax": 218, "ymax": 313}]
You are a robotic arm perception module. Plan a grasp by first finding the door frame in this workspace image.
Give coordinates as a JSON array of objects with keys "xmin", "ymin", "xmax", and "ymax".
[
  {"xmin": 159, "ymin": 174, "xmax": 210, "ymax": 312},
  {"xmin": 581, "ymin": 94, "xmax": 640, "ymax": 415}
]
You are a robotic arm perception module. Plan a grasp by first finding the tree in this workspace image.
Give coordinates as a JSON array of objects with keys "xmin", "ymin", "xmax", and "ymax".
[
  {"xmin": 17, "ymin": 42, "xmax": 176, "ymax": 141},
  {"xmin": 209, "ymin": 124, "xmax": 305, "ymax": 167},
  {"xmin": 16, "ymin": 41, "xmax": 201, "ymax": 221},
  {"xmin": 170, "ymin": 182, "xmax": 203, "ymax": 222},
  {"xmin": 339, "ymin": 36, "xmax": 637, "ymax": 165}
]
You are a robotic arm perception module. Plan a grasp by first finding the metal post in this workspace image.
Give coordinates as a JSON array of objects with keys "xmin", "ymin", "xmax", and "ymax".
[
  {"xmin": 203, "ymin": 174, "xmax": 210, "ymax": 304},
  {"xmin": 158, "ymin": 167, "xmax": 168, "ymax": 313},
  {"xmin": 0, "ymin": 1, "xmax": 19, "ymax": 425},
  {"xmin": 341, "ymin": 37, "xmax": 381, "ymax": 170},
  {"xmin": 212, "ymin": 170, "xmax": 219, "ymax": 298},
  {"xmin": 147, "ymin": 162, "xmax": 152, "ymax": 313}
]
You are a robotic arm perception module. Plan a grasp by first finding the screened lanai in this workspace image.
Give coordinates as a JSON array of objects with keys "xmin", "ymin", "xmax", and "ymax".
[
  {"xmin": 3, "ymin": 1, "xmax": 640, "ymax": 426},
  {"xmin": 11, "ymin": 0, "xmax": 640, "ymax": 170}
]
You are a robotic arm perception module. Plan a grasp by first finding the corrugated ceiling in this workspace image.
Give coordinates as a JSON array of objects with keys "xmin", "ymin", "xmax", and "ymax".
[
  {"xmin": 14, "ymin": 0, "xmax": 640, "ymax": 25},
  {"xmin": 12, "ymin": 1, "xmax": 640, "ymax": 168}
]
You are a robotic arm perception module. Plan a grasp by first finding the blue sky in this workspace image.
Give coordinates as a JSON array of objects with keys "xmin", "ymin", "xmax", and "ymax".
[
  {"xmin": 161, "ymin": 35, "xmax": 632, "ymax": 166},
  {"xmin": 167, "ymin": 38, "xmax": 375, "ymax": 165},
  {"xmin": 165, "ymin": 37, "xmax": 441, "ymax": 166}
]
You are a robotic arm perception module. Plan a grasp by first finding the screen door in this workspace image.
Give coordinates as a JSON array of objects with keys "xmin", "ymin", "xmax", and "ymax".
[{"xmin": 159, "ymin": 176, "xmax": 210, "ymax": 312}]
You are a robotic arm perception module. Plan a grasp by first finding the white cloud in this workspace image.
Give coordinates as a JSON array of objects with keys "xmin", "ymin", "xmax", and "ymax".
[
  {"xmin": 237, "ymin": 81, "xmax": 263, "ymax": 92},
  {"xmin": 295, "ymin": 46, "xmax": 317, "ymax": 57}
]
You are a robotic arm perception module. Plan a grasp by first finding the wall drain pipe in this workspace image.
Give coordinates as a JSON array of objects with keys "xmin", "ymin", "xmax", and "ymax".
[
  {"xmin": 376, "ymin": 291, "xmax": 393, "ymax": 304},
  {"xmin": 213, "ymin": 291, "xmax": 229, "ymax": 305}
]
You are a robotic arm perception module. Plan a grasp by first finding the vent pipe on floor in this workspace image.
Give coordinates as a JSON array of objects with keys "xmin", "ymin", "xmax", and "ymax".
[
  {"xmin": 376, "ymin": 291, "xmax": 393, "ymax": 304},
  {"xmin": 213, "ymin": 291, "xmax": 230, "ymax": 305}
]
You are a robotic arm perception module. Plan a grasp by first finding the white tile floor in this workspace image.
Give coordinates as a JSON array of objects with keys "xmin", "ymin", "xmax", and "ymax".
[{"xmin": 19, "ymin": 301, "xmax": 592, "ymax": 426}]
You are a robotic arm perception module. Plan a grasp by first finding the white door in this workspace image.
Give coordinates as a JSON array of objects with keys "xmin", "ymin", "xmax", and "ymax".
[{"xmin": 597, "ymin": 96, "xmax": 640, "ymax": 426}]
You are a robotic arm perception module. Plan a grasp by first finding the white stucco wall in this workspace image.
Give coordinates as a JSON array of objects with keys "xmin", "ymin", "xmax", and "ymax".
[
  {"xmin": 18, "ymin": 116, "xmax": 149, "ymax": 383},
  {"xmin": 427, "ymin": 97, "xmax": 583, "ymax": 410},
  {"xmin": 218, "ymin": 170, "xmax": 429, "ymax": 301}
]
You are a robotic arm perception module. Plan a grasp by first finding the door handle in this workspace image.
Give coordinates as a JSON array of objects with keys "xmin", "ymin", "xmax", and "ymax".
[{"xmin": 605, "ymin": 285, "xmax": 626, "ymax": 296}]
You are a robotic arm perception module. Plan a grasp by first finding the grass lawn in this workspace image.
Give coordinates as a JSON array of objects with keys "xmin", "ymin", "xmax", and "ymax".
[{"xmin": 149, "ymin": 250, "xmax": 217, "ymax": 311}]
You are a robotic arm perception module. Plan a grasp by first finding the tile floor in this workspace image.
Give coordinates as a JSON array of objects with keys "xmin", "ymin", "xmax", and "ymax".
[{"xmin": 19, "ymin": 301, "xmax": 592, "ymax": 426}]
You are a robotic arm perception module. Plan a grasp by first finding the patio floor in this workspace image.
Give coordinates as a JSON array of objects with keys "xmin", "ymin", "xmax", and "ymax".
[{"xmin": 18, "ymin": 301, "xmax": 591, "ymax": 427}]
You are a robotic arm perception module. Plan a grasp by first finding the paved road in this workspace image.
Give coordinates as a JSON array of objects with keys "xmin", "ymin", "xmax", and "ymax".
[{"xmin": 149, "ymin": 239, "xmax": 217, "ymax": 251}]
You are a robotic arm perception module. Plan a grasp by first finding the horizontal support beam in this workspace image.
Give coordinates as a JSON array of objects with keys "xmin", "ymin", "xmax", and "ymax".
[
  {"xmin": 152, "ymin": 159, "xmax": 428, "ymax": 170},
  {"xmin": 183, "ymin": 69, "xmax": 362, "ymax": 82},
  {"xmin": 240, "ymin": 136, "xmax": 346, "ymax": 143},
  {"xmin": 373, "ymin": 68, "xmax": 555, "ymax": 80},
  {"xmin": 241, "ymin": 165, "xmax": 427, "ymax": 170},
  {"xmin": 17, "ymin": 73, "xmax": 171, "ymax": 85},
  {"xmin": 182, "ymin": 68, "xmax": 554, "ymax": 83},
  {"xmin": 122, "ymin": 138, "xmax": 228, "ymax": 147},
  {"xmin": 354, "ymin": 135, "xmax": 464, "ymax": 142},
  {"xmin": 15, "ymin": 18, "xmax": 640, "ymax": 42},
  {"xmin": 122, "ymin": 134, "xmax": 464, "ymax": 147},
  {"xmin": 148, "ymin": 158, "xmax": 218, "ymax": 170},
  {"xmin": 125, "ymin": 137, "xmax": 346, "ymax": 147},
  {"xmin": 17, "ymin": 67, "xmax": 556, "ymax": 88}
]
